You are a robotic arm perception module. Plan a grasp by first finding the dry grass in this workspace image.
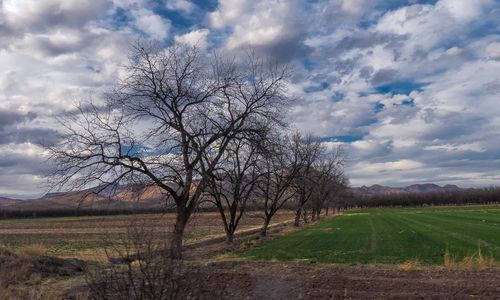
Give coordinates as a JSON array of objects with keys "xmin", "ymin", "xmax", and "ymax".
[
  {"xmin": 15, "ymin": 243, "xmax": 49, "ymax": 257},
  {"xmin": 443, "ymin": 246, "xmax": 498, "ymax": 269},
  {"xmin": 398, "ymin": 260, "xmax": 421, "ymax": 272}
]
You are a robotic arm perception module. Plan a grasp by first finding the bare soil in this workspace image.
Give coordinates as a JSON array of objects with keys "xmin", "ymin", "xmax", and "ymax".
[
  {"xmin": 175, "ymin": 260, "xmax": 500, "ymax": 299},
  {"xmin": 0, "ymin": 211, "xmax": 295, "ymax": 261}
]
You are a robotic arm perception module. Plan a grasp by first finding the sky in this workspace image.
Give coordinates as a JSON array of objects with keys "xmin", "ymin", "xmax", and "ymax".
[{"xmin": 0, "ymin": 0, "xmax": 499, "ymax": 199}]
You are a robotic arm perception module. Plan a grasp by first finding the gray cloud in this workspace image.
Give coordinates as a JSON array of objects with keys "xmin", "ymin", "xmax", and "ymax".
[
  {"xmin": 0, "ymin": 109, "xmax": 36, "ymax": 130},
  {"xmin": 0, "ymin": 127, "xmax": 60, "ymax": 146},
  {"xmin": 370, "ymin": 68, "xmax": 398, "ymax": 86}
]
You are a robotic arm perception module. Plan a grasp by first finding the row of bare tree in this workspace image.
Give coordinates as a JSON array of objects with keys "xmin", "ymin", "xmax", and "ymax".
[
  {"xmin": 48, "ymin": 42, "xmax": 347, "ymax": 259},
  {"xmin": 204, "ymin": 132, "xmax": 348, "ymax": 242}
]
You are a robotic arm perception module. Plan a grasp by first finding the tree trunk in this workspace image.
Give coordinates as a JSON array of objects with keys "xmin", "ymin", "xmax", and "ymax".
[
  {"xmin": 311, "ymin": 209, "xmax": 316, "ymax": 222},
  {"xmin": 260, "ymin": 217, "xmax": 271, "ymax": 237},
  {"xmin": 316, "ymin": 210, "xmax": 321, "ymax": 221},
  {"xmin": 170, "ymin": 208, "xmax": 188, "ymax": 260},
  {"xmin": 226, "ymin": 231, "xmax": 234, "ymax": 243},
  {"xmin": 325, "ymin": 206, "xmax": 329, "ymax": 216},
  {"xmin": 302, "ymin": 209, "xmax": 309, "ymax": 224},
  {"xmin": 294, "ymin": 208, "xmax": 301, "ymax": 227}
]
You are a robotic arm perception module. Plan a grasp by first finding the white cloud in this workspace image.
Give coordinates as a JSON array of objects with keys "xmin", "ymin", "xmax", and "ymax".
[
  {"xmin": 2, "ymin": 0, "xmax": 109, "ymax": 30},
  {"xmin": 222, "ymin": 0, "xmax": 299, "ymax": 49},
  {"xmin": 166, "ymin": 0, "xmax": 195, "ymax": 13},
  {"xmin": 362, "ymin": 159, "xmax": 424, "ymax": 173},
  {"xmin": 486, "ymin": 42, "xmax": 500, "ymax": 60},
  {"xmin": 132, "ymin": 8, "xmax": 171, "ymax": 40},
  {"xmin": 208, "ymin": 0, "xmax": 252, "ymax": 29},
  {"xmin": 438, "ymin": 0, "xmax": 493, "ymax": 22},
  {"xmin": 174, "ymin": 29, "xmax": 210, "ymax": 49}
]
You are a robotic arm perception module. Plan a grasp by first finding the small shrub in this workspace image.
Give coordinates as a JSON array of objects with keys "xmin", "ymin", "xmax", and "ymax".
[{"xmin": 86, "ymin": 220, "xmax": 183, "ymax": 300}]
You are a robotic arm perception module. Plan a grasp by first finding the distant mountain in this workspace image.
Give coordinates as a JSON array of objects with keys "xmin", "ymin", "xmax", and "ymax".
[
  {"xmin": 0, "ymin": 197, "xmax": 21, "ymax": 206},
  {"xmin": 0, "ymin": 183, "xmax": 175, "ymax": 211},
  {"xmin": 351, "ymin": 183, "xmax": 462, "ymax": 196},
  {"xmin": 1, "ymin": 182, "xmax": 465, "ymax": 211}
]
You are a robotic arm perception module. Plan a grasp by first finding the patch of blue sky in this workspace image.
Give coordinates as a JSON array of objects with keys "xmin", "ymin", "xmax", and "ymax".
[
  {"xmin": 121, "ymin": 145, "xmax": 149, "ymax": 157},
  {"xmin": 192, "ymin": 0, "xmax": 219, "ymax": 11},
  {"xmin": 379, "ymin": 0, "xmax": 437, "ymax": 10},
  {"xmin": 121, "ymin": 144, "xmax": 183, "ymax": 157},
  {"xmin": 401, "ymin": 99, "xmax": 415, "ymax": 107},
  {"xmin": 375, "ymin": 81, "xmax": 426, "ymax": 95},
  {"xmin": 358, "ymin": 18, "xmax": 379, "ymax": 29},
  {"xmin": 152, "ymin": 0, "xmax": 218, "ymax": 36},
  {"xmin": 320, "ymin": 135, "xmax": 365, "ymax": 143},
  {"xmin": 375, "ymin": 102, "xmax": 385, "ymax": 112},
  {"xmin": 301, "ymin": 58, "xmax": 316, "ymax": 72},
  {"xmin": 467, "ymin": 18, "xmax": 500, "ymax": 39},
  {"xmin": 304, "ymin": 81, "xmax": 330, "ymax": 93},
  {"xmin": 331, "ymin": 91, "xmax": 345, "ymax": 102},
  {"xmin": 107, "ymin": 7, "xmax": 130, "ymax": 30}
]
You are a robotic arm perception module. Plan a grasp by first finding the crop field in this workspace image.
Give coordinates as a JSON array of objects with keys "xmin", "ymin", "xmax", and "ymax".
[
  {"xmin": 240, "ymin": 205, "xmax": 500, "ymax": 265},
  {"xmin": 0, "ymin": 211, "xmax": 294, "ymax": 261}
]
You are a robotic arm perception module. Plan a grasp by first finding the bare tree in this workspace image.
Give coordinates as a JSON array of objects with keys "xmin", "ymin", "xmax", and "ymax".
[
  {"xmin": 323, "ymin": 175, "xmax": 349, "ymax": 216},
  {"xmin": 255, "ymin": 134, "xmax": 301, "ymax": 236},
  {"xmin": 310, "ymin": 146, "xmax": 347, "ymax": 221},
  {"xmin": 205, "ymin": 138, "xmax": 263, "ymax": 243},
  {"xmin": 291, "ymin": 134, "xmax": 325, "ymax": 227},
  {"xmin": 48, "ymin": 42, "xmax": 289, "ymax": 259}
]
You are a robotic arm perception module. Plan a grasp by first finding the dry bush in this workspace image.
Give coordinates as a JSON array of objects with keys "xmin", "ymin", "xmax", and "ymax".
[
  {"xmin": 0, "ymin": 247, "xmax": 32, "ymax": 286},
  {"xmin": 0, "ymin": 246, "xmax": 41, "ymax": 300},
  {"xmin": 85, "ymin": 220, "xmax": 183, "ymax": 300},
  {"xmin": 15, "ymin": 244, "xmax": 49, "ymax": 258},
  {"xmin": 1, "ymin": 244, "xmax": 85, "ymax": 299}
]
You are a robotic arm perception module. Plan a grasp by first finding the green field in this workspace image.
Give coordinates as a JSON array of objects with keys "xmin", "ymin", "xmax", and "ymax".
[{"xmin": 240, "ymin": 205, "xmax": 500, "ymax": 265}]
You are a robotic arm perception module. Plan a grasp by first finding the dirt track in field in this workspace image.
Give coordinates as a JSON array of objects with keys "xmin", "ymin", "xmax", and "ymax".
[
  {"xmin": 178, "ymin": 260, "xmax": 500, "ymax": 299},
  {"xmin": 0, "ymin": 211, "xmax": 295, "ymax": 261}
]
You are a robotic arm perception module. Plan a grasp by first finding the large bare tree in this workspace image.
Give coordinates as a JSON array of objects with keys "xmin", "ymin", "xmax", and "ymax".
[{"xmin": 48, "ymin": 42, "xmax": 288, "ymax": 259}]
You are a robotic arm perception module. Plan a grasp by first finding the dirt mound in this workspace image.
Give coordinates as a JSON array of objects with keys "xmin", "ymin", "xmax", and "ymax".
[
  {"xmin": 31, "ymin": 256, "xmax": 85, "ymax": 277},
  {"xmin": 0, "ymin": 249, "xmax": 85, "ymax": 290}
]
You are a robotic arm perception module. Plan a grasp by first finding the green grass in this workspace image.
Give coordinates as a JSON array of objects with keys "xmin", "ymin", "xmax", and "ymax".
[{"xmin": 240, "ymin": 205, "xmax": 500, "ymax": 265}]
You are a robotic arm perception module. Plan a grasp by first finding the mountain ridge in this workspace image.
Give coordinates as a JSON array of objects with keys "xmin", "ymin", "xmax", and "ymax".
[
  {"xmin": 352, "ymin": 183, "xmax": 462, "ymax": 196},
  {"xmin": 0, "ymin": 183, "xmax": 465, "ymax": 209}
]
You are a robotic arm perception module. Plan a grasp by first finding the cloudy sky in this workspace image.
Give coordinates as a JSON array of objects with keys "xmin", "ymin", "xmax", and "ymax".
[{"xmin": 0, "ymin": 0, "xmax": 499, "ymax": 198}]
